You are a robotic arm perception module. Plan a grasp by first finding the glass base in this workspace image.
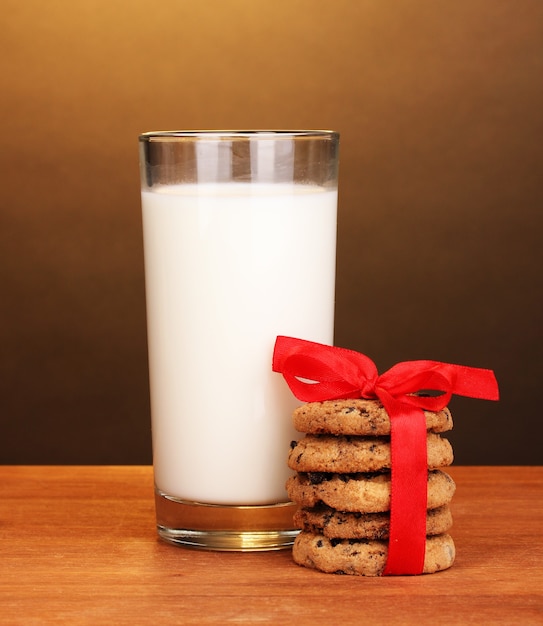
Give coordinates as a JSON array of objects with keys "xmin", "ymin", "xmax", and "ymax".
[{"xmin": 155, "ymin": 489, "xmax": 299, "ymax": 551}]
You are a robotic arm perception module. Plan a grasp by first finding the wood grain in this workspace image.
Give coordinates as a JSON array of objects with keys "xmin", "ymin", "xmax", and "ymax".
[{"xmin": 1, "ymin": 466, "xmax": 542, "ymax": 625}]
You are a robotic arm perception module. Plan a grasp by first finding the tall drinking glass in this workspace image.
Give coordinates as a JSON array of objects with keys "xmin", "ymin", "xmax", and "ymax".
[{"xmin": 139, "ymin": 130, "xmax": 339, "ymax": 550}]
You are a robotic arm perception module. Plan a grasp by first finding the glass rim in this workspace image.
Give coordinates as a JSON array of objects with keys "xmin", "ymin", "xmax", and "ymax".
[{"xmin": 139, "ymin": 129, "xmax": 339, "ymax": 142}]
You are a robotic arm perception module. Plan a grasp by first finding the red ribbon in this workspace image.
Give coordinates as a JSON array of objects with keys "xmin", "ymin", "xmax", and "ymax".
[{"xmin": 272, "ymin": 336, "xmax": 499, "ymax": 575}]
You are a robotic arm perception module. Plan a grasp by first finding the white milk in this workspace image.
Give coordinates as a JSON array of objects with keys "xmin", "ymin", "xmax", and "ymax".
[{"xmin": 142, "ymin": 183, "xmax": 337, "ymax": 505}]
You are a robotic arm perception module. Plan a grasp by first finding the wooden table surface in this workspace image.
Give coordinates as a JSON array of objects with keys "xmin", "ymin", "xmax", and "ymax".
[{"xmin": 1, "ymin": 466, "xmax": 542, "ymax": 625}]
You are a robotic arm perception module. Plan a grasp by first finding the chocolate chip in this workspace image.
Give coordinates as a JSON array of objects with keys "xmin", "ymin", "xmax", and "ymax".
[{"xmin": 308, "ymin": 472, "xmax": 331, "ymax": 485}]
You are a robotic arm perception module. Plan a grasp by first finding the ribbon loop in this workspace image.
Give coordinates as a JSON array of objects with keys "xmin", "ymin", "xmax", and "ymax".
[{"xmin": 272, "ymin": 335, "xmax": 379, "ymax": 401}]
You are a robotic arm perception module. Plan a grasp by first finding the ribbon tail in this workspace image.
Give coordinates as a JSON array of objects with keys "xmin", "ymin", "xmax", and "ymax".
[
  {"xmin": 447, "ymin": 364, "xmax": 500, "ymax": 401},
  {"xmin": 380, "ymin": 392, "xmax": 428, "ymax": 575}
]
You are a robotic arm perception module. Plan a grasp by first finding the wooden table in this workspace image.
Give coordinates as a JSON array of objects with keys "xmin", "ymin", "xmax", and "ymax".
[{"xmin": 1, "ymin": 466, "xmax": 542, "ymax": 625}]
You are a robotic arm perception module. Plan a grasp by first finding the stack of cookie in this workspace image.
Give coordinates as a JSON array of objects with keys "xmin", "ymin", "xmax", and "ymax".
[{"xmin": 286, "ymin": 399, "xmax": 457, "ymax": 576}]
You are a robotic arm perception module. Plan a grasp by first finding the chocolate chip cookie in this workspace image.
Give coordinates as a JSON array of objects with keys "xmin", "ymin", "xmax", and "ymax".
[
  {"xmin": 292, "ymin": 530, "xmax": 456, "ymax": 576},
  {"xmin": 287, "ymin": 469, "xmax": 456, "ymax": 513},
  {"xmin": 293, "ymin": 399, "xmax": 453, "ymax": 436},
  {"xmin": 294, "ymin": 503, "xmax": 453, "ymax": 540},
  {"xmin": 288, "ymin": 432, "xmax": 453, "ymax": 473}
]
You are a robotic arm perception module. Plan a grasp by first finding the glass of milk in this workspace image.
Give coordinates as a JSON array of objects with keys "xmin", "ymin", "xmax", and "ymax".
[{"xmin": 139, "ymin": 130, "xmax": 339, "ymax": 550}]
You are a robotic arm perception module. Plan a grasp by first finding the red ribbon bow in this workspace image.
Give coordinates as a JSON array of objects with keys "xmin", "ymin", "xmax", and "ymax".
[{"xmin": 272, "ymin": 336, "xmax": 499, "ymax": 575}]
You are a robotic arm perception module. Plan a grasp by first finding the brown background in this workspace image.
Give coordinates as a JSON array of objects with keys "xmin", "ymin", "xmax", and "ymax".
[{"xmin": 1, "ymin": 1, "xmax": 542, "ymax": 465}]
